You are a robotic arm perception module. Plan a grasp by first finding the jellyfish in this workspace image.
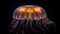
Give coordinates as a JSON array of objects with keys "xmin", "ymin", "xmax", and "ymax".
[{"xmin": 9, "ymin": 5, "xmax": 56, "ymax": 34}]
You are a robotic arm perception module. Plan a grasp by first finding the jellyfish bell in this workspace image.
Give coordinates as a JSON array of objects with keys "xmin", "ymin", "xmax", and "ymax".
[{"xmin": 13, "ymin": 5, "xmax": 47, "ymax": 20}]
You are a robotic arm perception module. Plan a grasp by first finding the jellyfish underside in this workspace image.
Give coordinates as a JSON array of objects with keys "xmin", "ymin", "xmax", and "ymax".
[{"xmin": 9, "ymin": 5, "xmax": 55, "ymax": 34}]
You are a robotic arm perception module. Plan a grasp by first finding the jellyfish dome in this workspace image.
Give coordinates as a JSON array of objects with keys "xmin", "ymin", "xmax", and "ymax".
[
  {"xmin": 13, "ymin": 5, "xmax": 47, "ymax": 20},
  {"xmin": 9, "ymin": 5, "xmax": 56, "ymax": 34}
]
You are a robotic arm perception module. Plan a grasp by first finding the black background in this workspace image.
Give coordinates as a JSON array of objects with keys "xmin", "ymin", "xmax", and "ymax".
[{"xmin": 0, "ymin": 0, "xmax": 57, "ymax": 34}]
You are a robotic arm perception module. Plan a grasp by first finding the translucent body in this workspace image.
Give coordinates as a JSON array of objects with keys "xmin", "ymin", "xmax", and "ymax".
[{"xmin": 9, "ymin": 5, "xmax": 55, "ymax": 34}]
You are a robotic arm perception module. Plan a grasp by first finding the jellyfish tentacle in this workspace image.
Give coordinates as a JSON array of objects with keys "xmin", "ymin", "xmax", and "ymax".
[
  {"xmin": 16, "ymin": 19, "xmax": 25, "ymax": 34},
  {"xmin": 29, "ymin": 20, "xmax": 36, "ymax": 32},
  {"xmin": 12, "ymin": 20, "xmax": 18, "ymax": 28},
  {"xmin": 41, "ymin": 18, "xmax": 53, "ymax": 32},
  {"xmin": 9, "ymin": 19, "xmax": 20, "ymax": 33},
  {"xmin": 17, "ymin": 19, "xmax": 25, "ymax": 30},
  {"xmin": 23, "ymin": 20, "xmax": 29, "ymax": 28},
  {"xmin": 9, "ymin": 20, "xmax": 18, "ymax": 28},
  {"xmin": 36, "ymin": 20, "xmax": 45, "ymax": 32},
  {"xmin": 9, "ymin": 19, "xmax": 16, "ymax": 27}
]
